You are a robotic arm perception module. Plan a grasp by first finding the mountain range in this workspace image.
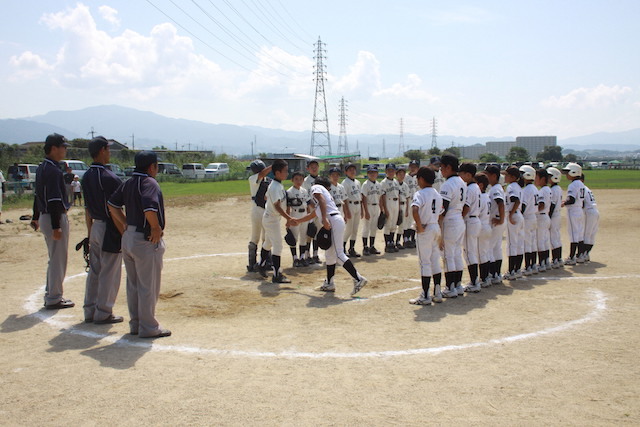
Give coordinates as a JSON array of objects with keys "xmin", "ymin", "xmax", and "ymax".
[{"xmin": 1, "ymin": 105, "xmax": 638, "ymax": 156}]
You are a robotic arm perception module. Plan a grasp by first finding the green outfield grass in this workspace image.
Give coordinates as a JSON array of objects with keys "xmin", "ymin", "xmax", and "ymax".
[{"xmin": 566, "ymin": 169, "xmax": 640, "ymax": 189}]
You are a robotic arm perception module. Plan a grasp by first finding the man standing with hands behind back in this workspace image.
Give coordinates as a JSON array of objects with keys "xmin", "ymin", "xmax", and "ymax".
[{"xmin": 31, "ymin": 133, "xmax": 75, "ymax": 309}]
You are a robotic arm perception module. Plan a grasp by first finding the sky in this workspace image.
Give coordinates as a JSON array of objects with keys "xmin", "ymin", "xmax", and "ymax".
[{"xmin": 1, "ymin": 0, "xmax": 639, "ymax": 140}]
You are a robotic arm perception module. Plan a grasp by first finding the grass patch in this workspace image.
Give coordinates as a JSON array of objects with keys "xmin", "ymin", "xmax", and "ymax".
[{"xmin": 570, "ymin": 169, "xmax": 640, "ymax": 189}]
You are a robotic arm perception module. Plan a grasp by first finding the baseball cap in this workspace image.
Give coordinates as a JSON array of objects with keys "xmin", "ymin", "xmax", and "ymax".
[
  {"xmin": 307, "ymin": 159, "xmax": 319, "ymax": 166},
  {"xmin": 409, "ymin": 160, "xmax": 420, "ymax": 166},
  {"xmin": 328, "ymin": 167, "xmax": 341, "ymax": 174},
  {"xmin": 134, "ymin": 151, "xmax": 158, "ymax": 171},
  {"xmin": 345, "ymin": 163, "xmax": 357, "ymax": 171},
  {"xmin": 430, "ymin": 156, "xmax": 441, "ymax": 165},
  {"xmin": 385, "ymin": 163, "xmax": 397, "ymax": 171},
  {"xmin": 367, "ymin": 165, "xmax": 378, "ymax": 172},
  {"xmin": 396, "ymin": 165, "xmax": 407, "ymax": 172},
  {"xmin": 44, "ymin": 133, "xmax": 70, "ymax": 148},
  {"xmin": 88, "ymin": 136, "xmax": 112, "ymax": 158}
]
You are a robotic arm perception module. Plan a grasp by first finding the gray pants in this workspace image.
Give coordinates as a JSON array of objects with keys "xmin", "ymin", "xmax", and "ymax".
[
  {"xmin": 122, "ymin": 226, "xmax": 165, "ymax": 337},
  {"xmin": 39, "ymin": 213, "xmax": 69, "ymax": 306},
  {"xmin": 65, "ymin": 184, "xmax": 73, "ymax": 206},
  {"xmin": 84, "ymin": 220, "xmax": 123, "ymax": 321}
]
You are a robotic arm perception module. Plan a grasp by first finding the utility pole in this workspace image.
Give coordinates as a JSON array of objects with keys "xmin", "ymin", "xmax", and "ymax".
[
  {"xmin": 131, "ymin": 133, "xmax": 135, "ymax": 150},
  {"xmin": 87, "ymin": 127, "xmax": 95, "ymax": 139},
  {"xmin": 310, "ymin": 36, "xmax": 331, "ymax": 156},
  {"xmin": 398, "ymin": 118, "xmax": 405, "ymax": 156},
  {"xmin": 337, "ymin": 96, "xmax": 349, "ymax": 154},
  {"xmin": 430, "ymin": 117, "xmax": 438, "ymax": 149}
]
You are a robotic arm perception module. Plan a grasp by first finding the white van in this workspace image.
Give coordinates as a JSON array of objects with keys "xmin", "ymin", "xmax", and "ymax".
[
  {"xmin": 182, "ymin": 163, "xmax": 206, "ymax": 179},
  {"xmin": 60, "ymin": 160, "xmax": 90, "ymax": 178},
  {"xmin": 205, "ymin": 163, "xmax": 230, "ymax": 177}
]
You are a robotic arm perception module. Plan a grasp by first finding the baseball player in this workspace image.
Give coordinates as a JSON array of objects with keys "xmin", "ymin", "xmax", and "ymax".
[
  {"xmin": 404, "ymin": 160, "xmax": 420, "ymax": 248},
  {"xmin": 342, "ymin": 163, "xmax": 363, "ymax": 257},
  {"xmin": 329, "ymin": 167, "xmax": 350, "ymax": 232},
  {"xmin": 504, "ymin": 166, "xmax": 524, "ymax": 280},
  {"xmin": 535, "ymin": 169, "xmax": 552, "ymax": 272},
  {"xmin": 286, "ymin": 171, "xmax": 311, "ymax": 267},
  {"xmin": 107, "ymin": 151, "xmax": 171, "ymax": 338},
  {"xmin": 82, "ymin": 136, "xmax": 125, "ymax": 324},
  {"xmin": 380, "ymin": 163, "xmax": 401, "ymax": 253},
  {"xmin": 484, "ymin": 166, "xmax": 506, "ymax": 284},
  {"xmin": 256, "ymin": 159, "xmax": 299, "ymax": 283},
  {"xmin": 519, "ymin": 165, "xmax": 539, "ymax": 275},
  {"xmin": 30, "ymin": 133, "xmax": 75, "ymax": 310},
  {"xmin": 302, "ymin": 159, "xmax": 322, "ymax": 264},
  {"xmin": 561, "ymin": 163, "xmax": 586, "ymax": 265},
  {"xmin": 580, "ymin": 175, "xmax": 599, "ymax": 262},
  {"xmin": 360, "ymin": 165, "xmax": 382, "ymax": 256},
  {"xmin": 409, "ymin": 167, "xmax": 444, "ymax": 304},
  {"xmin": 428, "ymin": 156, "xmax": 445, "ymax": 192},
  {"xmin": 459, "ymin": 163, "xmax": 482, "ymax": 293},
  {"xmin": 297, "ymin": 176, "xmax": 367, "ymax": 295},
  {"xmin": 439, "ymin": 154, "xmax": 467, "ymax": 297},
  {"xmin": 475, "ymin": 173, "xmax": 494, "ymax": 287},
  {"xmin": 247, "ymin": 160, "xmax": 272, "ymax": 272},
  {"xmin": 546, "ymin": 167, "xmax": 564, "ymax": 268},
  {"xmin": 395, "ymin": 166, "xmax": 412, "ymax": 249}
]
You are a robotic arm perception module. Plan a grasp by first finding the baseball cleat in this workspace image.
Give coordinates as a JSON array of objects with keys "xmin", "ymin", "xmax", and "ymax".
[
  {"xmin": 442, "ymin": 286, "xmax": 457, "ymax": 298},
  {"xmin": 464, "ymin": 282, "xmax": 481, "ymax": 293},
  {"xmin": 481, "ymin": 278, "xmax": 492, "ymax": 288},
  {"xmin": 409, "ymin": 292, "xmax": 432, "ymax": 305},
  {"xmin": 369, "ymin": 246, "xmax": 381, "ymax": 255},
  {"xmin": 585, "ymin": 253, "xmax": 590, "ymax": 262},
  {"xmin": 492, "ymin": 273, "xmax": 503, "ymax": 284},
  {"xmin": 455, "ymin": 282, "xmax": 465, "ymax": 296},
  {"xmin": 564, "ymin": 257, "xmax": 576, "ymax": 265},
  {"xmin": 315, "ymin": 278, "xmax": 335, "ymax": 292},
  {"xmin": 272, "ymin": 274, "xmax": 291, "ymax": 284},
  {"xmin": 516, "ymin": 269, "xmax": 524, "ymax": 279},
  {"xmin": 432, "ymin": 285, "xmax": 443, "ymax": 303},
  {"xmin": 351, "ymin": 276, "xmax": 368, "ymax": 296},
  {"xmin": 348, "ymin": 248, "xmax": 361, "ymax": 258},
  {"xmin": 257, "ymin": 264, "xmax": 268, "ymax": 278},
  {"xmin": 576, "ymin": 255, "xmax": 586, "ymax": 264},
  {"xmin": 362, "ymin": 247, "xmax": 371, "ymax": 256},
  {"xmin": 313, "ymin": 255, "xmax": 321, "ymax": 264},
  {"xmin": 524, "ymin": 267, "xmax": 533, "ymax": 276}
]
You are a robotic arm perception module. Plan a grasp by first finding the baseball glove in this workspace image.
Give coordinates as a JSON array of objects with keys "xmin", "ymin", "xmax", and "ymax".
[
  {"xmin": 307, "ymin": 222, "xmax": 318, "ymax": 238},
  {"xmin": 377, "ymin": 212, "xmax": 386, "ymax": 230},
  {"xmin": 75, "ymin": 237, "xmax": 90, "ymax": 272},
  {"xmin": 285, "ymin": 228, "xmax": 296, "ymax": 247}
]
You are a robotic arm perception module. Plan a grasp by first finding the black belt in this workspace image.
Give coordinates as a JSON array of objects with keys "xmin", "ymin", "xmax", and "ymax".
[
  {"xmin": 538, "ymin": 213, "xmax": 546, "ymax": 215},
  {"xmin": 399, "ymin": 201, "xmax": 405, "ymax": 205},
  {"xmin": 370, "ymin": 203, "xmax": 377, "ymax": 206},
  {"xmin": 330, "ymin": 213, "xmax": 339, "ymax": 216},
  {"xmin": 391, "ymin": 198, "xmax": 398, "ymax": 201},
  {"xmin": 336, "ymin": 203, "xmax": 342, "ymax": 207},
  {"xmin": 469, "ymin": 215, "xmax": 477, "ymax": 218},
  {"xmin": 348, "ymin": 201, "xmax": 360, "ymax": 204},
  {"xmin": 297, "ymin": 208, "xmax": 305, "ymax": 213}
]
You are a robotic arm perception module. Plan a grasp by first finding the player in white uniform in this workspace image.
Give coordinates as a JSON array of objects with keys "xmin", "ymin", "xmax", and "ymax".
[
  {"xmin": 459, "ymin": 163, "xmax": 482, "ymax": 292},
  {"xmin": 519, "ymin": 165, "xmax": 539, "ymax": 275},
  {"xmin": 286, "ymin": 172, "xmax": 311, "ymax": 267},
  {"xmin": 535, "ymin": 169, "xmax": 552, "ymax": 272},
  {"xmin": 475, "ymin": 173, "xmax": 493, "ymax": 287},
  {"xmin": 484, "ymin": 165, "xmax": 506, "ymax": 284},
  {"xmin": 561, "ymin": 163, "xmax": 586, "ymax": 265},
  {"xmin": 329, "ymin": 167, "xmax": 350, "ymax": 230},
  {"xmin": 296, "ymin": 176, "xmax": 368, "ymax": 296},
  {"xmin": 302, "ymin": 159, "xmax": 322, "ymax": 264},
  {"xmin": 395, "ymin": 166, "xmax": 412, "ymax": 249},
  {"xmin": 361, "ymin": 165, "xmax": 382, "ymax": 256},
  {"xmin": 258, "ymin": 159, "xmax": 298, "ymax": 283},
  {"xmin": 504, "ymin": 166, "xmax": 525, "ymax": 280},
  {"xmin": 342, "ymin": 163, "xmax": 363, "ymax": 257},
  {"xmin": 428, "ymin": 156, "xmax": 445, "ymax": 193},
  {"xmin": 580, "ymin": 175, "xmax": 599, "ymax": 262},
  {"xmin": 409, "ymin": 167, "xmax": 444, "ymax": 305},
  {"xmin": 247, "ymin": 160, "xmax": 272, "ymax": 272},
  {"xmin": 380, "ymin": 164, "xmax": 401, "ymax": 253},
  {"xmin": 439, "ymin": 155, "xmax": 467, "ymax": 297},
  {"xmin": 404, "ymin": 160, "xmax": 420, "ymax": 248},
  {"xmin": 546, "ymin": 167, "xmax": 564, "ymax": 268}
]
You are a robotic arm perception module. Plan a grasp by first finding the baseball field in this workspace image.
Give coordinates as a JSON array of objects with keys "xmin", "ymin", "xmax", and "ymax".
[{"xmin": 1, "ymin": 184, "xmax": 639, "ymax": 425}]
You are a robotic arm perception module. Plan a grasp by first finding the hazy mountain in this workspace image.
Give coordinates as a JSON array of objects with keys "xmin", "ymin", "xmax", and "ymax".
[{"xmin": 1, "ymin": 105, "xmax": 638, "ymax": 156}]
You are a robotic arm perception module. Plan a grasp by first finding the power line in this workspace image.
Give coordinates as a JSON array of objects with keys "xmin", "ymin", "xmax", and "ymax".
[
  {"xmin": 256, "ymin": 0, "xmax": 311, "ymax": 48},
  {"xmin": 242, "ymin": 0, "xmax": 309, "ymax": 54},
  {"xmin": 274, "ymin": 0, "xmax": 315, "ymax": 40}
]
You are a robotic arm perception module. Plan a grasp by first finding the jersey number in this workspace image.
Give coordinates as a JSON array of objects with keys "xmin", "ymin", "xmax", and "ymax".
[
  {"xmin": 460, "ymin": 188, "xmax": 464, "ymax": 202},
  {"xmin": 431, "ymin": 199, "xmax": 436, "ymax": 214}
]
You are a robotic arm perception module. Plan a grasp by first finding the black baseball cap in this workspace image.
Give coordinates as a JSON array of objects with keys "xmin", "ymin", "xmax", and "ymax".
[
  {"xmin": 409, "ymin": 160, "xmax": 420, "ymax": 166},
  {"xmin": 307, "ymin": 159, "xmax": 319, "ymax": 166},
  {"xmin": 44, "ymin": 133, "xmax": 70, "ymax": 148},
  {"xmin": 397, "ymin": 165, "xmax": 407, "ymax": 172},
  {"xmin": 328, "ymin": 167, "xmax": 341, "ymax": 174},
  {"xmin": 385, "ymin": 163, "xmax": 397, "ymax": 171},
  {"xmin": 345, "ymin": 163, "xmax": 357, "ymax": 171},
  {"xmin": 88, "ymin": 136, "xmax": 112, "ymax": 158},
  {"xmin": 134, "ymin": 151, "xmax": 158, "ymax": 171},
  {"xmin": 367, "ymin": 165, "xmax": 378, "ymax": 172},
  {"xmin": 430, "ymin": 156, "xmax": 441, "ymax": 165}
]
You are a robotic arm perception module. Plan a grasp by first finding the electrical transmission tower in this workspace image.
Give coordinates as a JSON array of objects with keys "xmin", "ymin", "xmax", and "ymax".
[
  {"xmin": 310, "ymin": 36, "xmax": 331, "ymax": 156},
  {"xmin": 430, "ymin": 117, "xmax": 438, "ymax": 149},
  {"xmin": 398, "ymin": 118, "xmax": 405, "ymax": 156},
  {"xmin": 337, "ymin": 96, "xmax": 349, "ymax": 154}
]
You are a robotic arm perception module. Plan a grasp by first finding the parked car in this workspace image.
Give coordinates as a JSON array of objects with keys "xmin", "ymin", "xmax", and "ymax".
[
  {"xmin": 182, "ymin": 163, "xmax": 206, "ymax": 179},
  {"xmin": 204, "ymin": 163, "xmax": 230, "ymax": 177},
  {"xmin": 106, "ymin": 163, "xmax": 126, "ymax": 179},
  {"xmin": 157, "ymin": 162, "xmax": 182, "ymax": 175},
  {"xmin": 17, "ymin": 164, "xmax": 39, "ymax": 189},
  {"xmin": 60, "ymin": 159, "xmax": 90, "ymax": 178}
]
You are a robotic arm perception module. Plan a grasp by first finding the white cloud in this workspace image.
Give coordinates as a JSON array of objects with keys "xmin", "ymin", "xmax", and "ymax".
[
  {"xmin": 543, "ymin": 84, "xmax": 633, "ymax": 109},
  {"xmin": 375, "ymin": 73, "xmax": 438, "ymax": 102},
  {"xmin": 333, "ymin": 51, "xmax": 382, "ymax": 97},
  {"xmin": 9, "ymin": 51, "xmax": 53, "ymax": 79},
  {"xmin": 98, "ymin": 5, "xmax": 120, "ymax": 28},
  {"xmin": 428, "ymin": 6, "xmax": 496, "ymax": 25}
]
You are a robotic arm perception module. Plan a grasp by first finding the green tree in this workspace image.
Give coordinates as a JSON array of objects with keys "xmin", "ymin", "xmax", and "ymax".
[
  {"xmin": 403, "ymin": 149, "xmax": 423, "ymax": 161},
  {"xmin": 537, "ymin": 145, "xmax": 563, "ymax": 162},
  {"xmin": 442, "ymin": 146, "xmax": 461, "ymax": 158},
  {"xmin": 479, "ymin": 153, "xmax": 502, "ymax": 163},
  {"xmin": 563, "ymin": 153, "xmax": 578, "ymax": 162},
  {"xmin": 427, "ymin": 147, "xmax": 441, "ymax": 156},
  {"xmin": 506, "ymin": 146, "xmax": 530, "ymax": 163}
]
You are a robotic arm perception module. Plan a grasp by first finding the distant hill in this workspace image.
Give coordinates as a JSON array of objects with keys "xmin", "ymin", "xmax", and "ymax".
[{"xmin": 1, "ymin": 105, "xmax": 638, "ymax": 156}]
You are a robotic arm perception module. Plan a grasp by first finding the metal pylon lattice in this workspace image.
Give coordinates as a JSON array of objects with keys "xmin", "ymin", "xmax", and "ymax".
[
  {"xmin": 310, "ymin": 36, "xmax": 331, "ymax": 156},
  {"xmin": 430, "ymin": 117, "xmax": 438, "ymax": 149},
  {"xmin": 398, "ymin": 118, "xmax": 405, "ymax": 156},
  {"xmin": 337, "ymin": 96, "xmax": 349, "ymax": 154}
]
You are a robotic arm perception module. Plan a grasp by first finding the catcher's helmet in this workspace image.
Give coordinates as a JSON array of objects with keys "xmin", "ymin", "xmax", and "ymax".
[
  {"xmin": 562, "ymin": 162, "xmax": 582, "ymax": 177},
  {"xmin": 519, "ymin": 165, "xmax": 536, "ymax": 181},
  {"xmin": 546, "ymin": 167, "xmax": 561, "ymax": 183}
]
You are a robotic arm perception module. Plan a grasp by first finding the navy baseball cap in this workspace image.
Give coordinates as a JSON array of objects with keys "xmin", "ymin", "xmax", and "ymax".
[
  {"xmin": 88, "ymin": 136, "xmax": 112, "ymax": 158},
  {"xmin": 385, "ymin": 163, "xmax": 397, "ymax": 171},
  {"xmin": 430, "ymin": 156, "xmax": 441, "ymax": 165},
  {"xmin": 328, "ymin": 167, "xmax": 341, "ymax": 174},
  {"xmin": 345, "ymin": 163, "xmax": 357, "ymax": 171},
  {"xmin": 397, "ymin": 165, "xmax": 407, "ymax": 172},
  {"xmin": 409, "ymin": 160, "xmax": 420, "ymax": 166},
  {"xmin": 134, "ymin": 151, "xmax": 158, "ymax": 171},
  {"xmin": 44, "ymin": 133, "xmax": 70, "ymax": 148},
  {"xmin": 367, "ymin": 165, "xmax": 378, "ymax": 172},
  {"xmin": 307, "ymin": 159, "xmax": 319, "ymax": 166}
]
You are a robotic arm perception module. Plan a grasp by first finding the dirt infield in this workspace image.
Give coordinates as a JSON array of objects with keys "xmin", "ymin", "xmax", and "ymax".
[{"xmin": 1, "ymin": 189, "xmax": 639, "ymax": 425}]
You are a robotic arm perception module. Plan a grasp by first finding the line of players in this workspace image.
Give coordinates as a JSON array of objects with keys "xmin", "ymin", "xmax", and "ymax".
[{"xmin": 247, "ymin": 155, "xmax": 599, "ymax": 304}]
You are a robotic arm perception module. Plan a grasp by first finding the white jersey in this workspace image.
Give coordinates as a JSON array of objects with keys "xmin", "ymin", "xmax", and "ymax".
[
  {"xmin": 521, "ymin": 183, "xmax": 538, "ymax": 218},
  {"xmin": 583, "ymin": 186, "xmax": 597, "ymax": 209},
  {"xmin": 465, "ymin": 182, "xmax": 482, "ymax": 218},
  {"xmin": 479, "ymin": 193, "xmax": 491, "ymax": 227},
  {"xmin": 405, "ymin": 173, "xmax": 419, "ymax": 196},
  {"xmin": 397, "ymin": 181, "xmax": 411, "ymax": 202},
  {"xmin": 248, "ymin": 172, "xmax": 262, "ymax": 198},
  {"xmin": 411, "ymin": 187, "xmax": 443, "ymax": 226},
  {"xmin": 302, "ymin": 174, "xmax": 319, "ymax": 193},
  {"xmin": 286, "ymin": 186, "xmax": 310, "ymax": 214},
  {"xmin": 440, "ymin": 175, "xmax": 467, "ymax": 220},
  {"xmin": 489, "ymin": 184, "xmax": 505, "ymax": 221},
  {"xmin": 537, "ymin": 186, "xmax": 552, "ymax": 215},
  {"xmin": 505, "ymin": 182, "xmax": 522, "ymax": 212},
  {"xmin": 330, "ymin": 183, "xmax": 348, "ymax": 207},
  {"xmin": 549, "ymin": 184, "xmax": 563, "ymax": 217},
  {"xmin": 342, "ymin": 177, "xmax": 362, "ymax": 202},
  {"xmin": 311, "ymin": 184, "xmax": 339, "ymax": 218},
  {"xmin": 361, "ymin": 179, "xmax": 382, "ymax": 205},
  {"xmin": 566, "ymin": 179, "xmax": 586, "ymax": 211},
  {"xmin": 265, "ymin": 179, "xmax": 287, "ymax": 218},
  {"xmin": 380, "ymin": 177, "xmax": 400, "ymax": 200}
]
